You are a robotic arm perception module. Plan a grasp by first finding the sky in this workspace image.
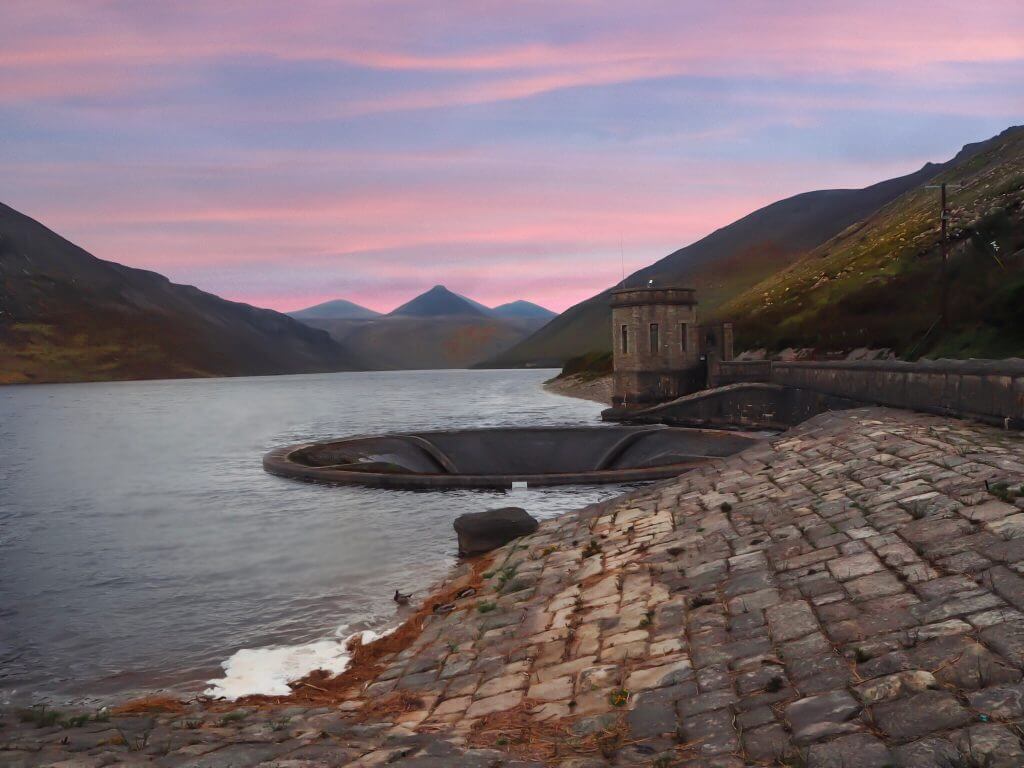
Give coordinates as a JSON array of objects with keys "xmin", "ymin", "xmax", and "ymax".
[{"xmin": 2, "ymin": 1, "xmax": 1023, "ymax": 313}]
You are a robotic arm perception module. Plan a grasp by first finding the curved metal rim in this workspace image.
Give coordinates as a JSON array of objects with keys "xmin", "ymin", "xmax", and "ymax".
[
  {"xmin": 264, "ymin": 425, "xmax": 758, "ymax": 489},
  {"xmin": 263, "ymin": 443, "xmax": 705, "ymax": 489}
]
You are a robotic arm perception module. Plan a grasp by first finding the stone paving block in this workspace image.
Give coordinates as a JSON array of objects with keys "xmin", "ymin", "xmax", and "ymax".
[
  {"xmin": 910, "ymin": 592, "xmax": 1005, "ymax": 624},
  {"xmin": 464, "ymin": 691, "xmax": 523, "ymax": 718},
  {"xmin": 985, "ymin": 565, "xmax": 1024, "ymax": 612},
  {"xmin": 680, "ymin": 708, "xmax": 739, "ymax": 756},
  {"xmin": 766, "ymin": 601, "xmax": 819, "ymax": 642},
  {"xmin": 933, "ymin": 640, "xmax": 1022, "ymax": 690},
  {"xmin": 624, "ymin": 659, "xmax": 693, "ymax": 692},
  {"xmin": 967, "ymin": 682, "xmax": 1024, "ymax": 720},
  {"xmin": 576, "ymin": 665, "xmax": 620, "ymax": 694},
  {"xmin": 649, "ymin": 637, "xmax": 685, "ymax": 657},
  {"xmin": 952, "ymin": 724, "xmax": 1024, "ymax": 768},
  {"xmin": 806, "ymin": 732, "xmax": 893, "ymax": 768},
  {"xmin": 626, "ymin": 686, "xmax": 687, "ymax": 740},
  {"xmin": 853, "ymin": 670, "xmax": 938, "ymax": 704},
  {"xmin": 979, "ymin": 620, "xmax": 1024, "ymax": 667},
  {"xmin": 966, "ymin": 499, "xmax": 1024, "ymax": 524},
  {"xmin": 526, "ymin": 676, "xmax": 572, "ymax": 702},
  {"xmin": 474, "ymin": 672, "xmax": 527, "ymax": 699},
  {"xmin": 891, "ymin": 736, "xmax": 961, "ymax": 768},
  {"xmin": 780, "ymin": 632, "xmax": 832, "ymax": 661},
  {"xmin": 827, "ymin": 552, "xmax": 885, "ymax": 581},
  {"xmin": 871, "ymin": 690, "xmax": 971, "ymax": 741},
  {"xmin": 677, "ymin": 688, "xmax": 737, "ymax": 718},
  {"xmin": 785, "ymin": 690, "xmax": 862, "ymax": 744},
  {"xmin": 599, "ymin": 640, "xmax": 647, "ymax": 663},
  {"xmin": 741, "ymin": 723, "xmax": 790, "ymax": 763},
  {"xmin": 734, "ymin": 664, "xmax": 786, "ymax": 695},
  {"xmin": 845, "ymin": 571, "xmax": 905, "ymax": 601}
]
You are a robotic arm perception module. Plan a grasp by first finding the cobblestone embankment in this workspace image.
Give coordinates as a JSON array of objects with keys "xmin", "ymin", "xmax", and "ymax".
[{"xmin": 5, "ymin": 408, "xmax": 1024, "ymax": 767}]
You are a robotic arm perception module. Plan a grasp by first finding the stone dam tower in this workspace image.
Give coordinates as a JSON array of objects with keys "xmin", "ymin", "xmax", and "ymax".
[{"xmin": 610, "ymin": 284, "xmax": 733, "ymax": 406}]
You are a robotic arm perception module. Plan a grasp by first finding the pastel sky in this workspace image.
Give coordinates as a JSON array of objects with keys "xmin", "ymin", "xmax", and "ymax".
[{"xmin": 2, "ymin": 1, "xmax": 1022, "ymax": 313}]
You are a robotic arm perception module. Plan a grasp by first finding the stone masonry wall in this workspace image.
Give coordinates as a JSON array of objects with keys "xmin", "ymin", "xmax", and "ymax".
[{"xmin": 711, "ymin": 358, "xmax": 1024, "ymax": 428}]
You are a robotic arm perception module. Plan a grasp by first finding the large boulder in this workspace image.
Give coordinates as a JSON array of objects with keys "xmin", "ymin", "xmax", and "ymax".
[{"xmin": 454, "ymin": 507, "xmax": 539, "ymax": 556}]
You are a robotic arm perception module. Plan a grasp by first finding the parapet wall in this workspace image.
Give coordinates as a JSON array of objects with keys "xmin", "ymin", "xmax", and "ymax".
[
  {"xmin": 710, "ymin": 358, "xmax": 1024, "ymax": 427},
  {"xmin": 607, "ymin": 383, "xmax": 867, "ymax": 431}
]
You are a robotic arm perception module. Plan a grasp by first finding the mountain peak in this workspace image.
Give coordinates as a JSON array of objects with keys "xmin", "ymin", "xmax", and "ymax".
[
  {"xmin": 389, "ymin": 285, "xmax": 488, "ymax": 317},
  {"xmin": 491, "ymin": 300, "xmax": 556, "ymax": 320},
  {"xmin": 289, "ymin": 298, "xmax": 380, "ymax": 320}
]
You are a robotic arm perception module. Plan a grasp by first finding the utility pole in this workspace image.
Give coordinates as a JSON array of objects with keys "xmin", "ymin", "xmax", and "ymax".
[{"xmin": 925, "ymin": 182, "xmax": 960, "ymax": 329}]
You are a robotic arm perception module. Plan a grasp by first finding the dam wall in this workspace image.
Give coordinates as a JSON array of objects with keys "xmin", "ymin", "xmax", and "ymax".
[
  {"xmin": 613, "ymin": 358, "xmax": 1024, "ymax": 429},
  {"xmin": 768, "ymin": 359, "xmax": 1024, "ymax": 426}
]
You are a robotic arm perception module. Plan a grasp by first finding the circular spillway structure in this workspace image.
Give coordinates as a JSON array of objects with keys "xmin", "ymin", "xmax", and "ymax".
[{"xmin": 264, "ymin": 426, "xmax": 758, "ymax": 489}]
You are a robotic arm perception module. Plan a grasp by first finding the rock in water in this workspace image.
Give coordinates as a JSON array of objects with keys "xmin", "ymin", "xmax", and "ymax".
[{"xmin": 454, "ymin": 507, "xmax": 539, "ymax": 556}]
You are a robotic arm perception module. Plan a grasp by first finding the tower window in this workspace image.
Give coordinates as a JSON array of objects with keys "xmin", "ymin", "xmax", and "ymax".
[
  {"xmin": 680, "ymin": 323, "xmax": 688, "ymax": 352},
  {"xmin": 620, "ymin": 324, "xmax": 628, "ymax": 354},
  {"xmin": 649, "ymin": 323, "xmax": 659, "ymax": 353}
]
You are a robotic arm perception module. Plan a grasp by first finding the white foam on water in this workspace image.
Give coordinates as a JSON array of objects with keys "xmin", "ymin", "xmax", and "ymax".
[{"xmin": 204, "ymin": 627, "xmax": 392, "ymax": 700}]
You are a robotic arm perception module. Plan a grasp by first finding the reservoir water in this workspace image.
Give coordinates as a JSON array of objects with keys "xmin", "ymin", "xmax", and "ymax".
[{"xmin": 0, "ymin": 369, "xmax": 635, "ymax": 706}]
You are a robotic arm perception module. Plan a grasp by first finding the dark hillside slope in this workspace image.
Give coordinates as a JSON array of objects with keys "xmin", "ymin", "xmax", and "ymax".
[
  {"xmin": 485, "ymin": 147, "xmax": 973, "ymax": 367},
  {"xmin": 723, "ymin": 126, "xmax": 1024, "ymax": 358},
  {"xmin": 0, "ymin": 203, "xmax": 356, "ymax": 384}
]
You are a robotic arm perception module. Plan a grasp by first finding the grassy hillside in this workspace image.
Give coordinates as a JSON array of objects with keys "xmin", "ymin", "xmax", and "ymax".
[
  {"xmin": 485, "ymin": 157, "xmax": 953, "ymax": 368},
  {"xmin": 722, "ymin": 127, "xmax": 1024, "ymax": 358},
  {"xmin": 0, "ymin": 202, "xmax": 357, "ymax": 384}
]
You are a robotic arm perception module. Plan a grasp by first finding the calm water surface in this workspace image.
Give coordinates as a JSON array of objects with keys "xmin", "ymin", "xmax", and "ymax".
[{"xmin": 0, "ymin": 370, "xmax": 637, "ymax": 706}]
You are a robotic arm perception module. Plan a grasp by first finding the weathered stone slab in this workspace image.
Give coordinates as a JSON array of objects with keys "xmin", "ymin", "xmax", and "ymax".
[
  {"xmin": 827, "ymin": 552, "xmax": 885, "ymax": 581},
  {"xmin": 624, "ymin": 659, "xmax": 693, "ymax": 692},
  {"xmin": 980, "ymin": 620, "xmax": 1024, "ymax": 668},
  {"xmin": 871, "ymin": 690, "xmax": 971, "ymax": 740},
  {"xmin": 952, "ymin": 724, "xmax": 1024, "ymax": 768},
  {"xmin": 968, "ymin": 682, "xmax": 1024, "ymax": 720},
  {"xmin": 806, "ymin": 732, "xmax": 893, "ymax": 768},
  {"xmin": 891, "ymin": 737, "xmax": 961, "ymax": 768},
  {"xmin": 465, "ymin": 690, "xmax": 523, "ymax": 718},
  {"xmin": 853, "ymin": 670, "xmax": 938, "ymax": 704},
  {"xmin": 785, "ymin": 690, "xmax": 861, "ymax": 744},
  {"xmin": 766, "ymin": 601, "xmax": 819, "ymax": 642}
]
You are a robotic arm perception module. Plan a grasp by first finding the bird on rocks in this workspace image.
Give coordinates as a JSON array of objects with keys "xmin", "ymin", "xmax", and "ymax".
[{"xmin": 393, "ymin": 589, "xmax": 412, "ymax": 605}]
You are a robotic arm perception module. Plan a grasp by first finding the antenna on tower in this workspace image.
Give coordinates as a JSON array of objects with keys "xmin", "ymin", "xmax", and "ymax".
[{"xmin": 619, "ymin": 233, "xmax": 625, "ymax": 286}]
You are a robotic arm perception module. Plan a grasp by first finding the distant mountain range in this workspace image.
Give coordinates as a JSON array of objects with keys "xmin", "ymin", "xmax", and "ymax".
[
  {"xmin": 0, "ymin": 202, "xmax": 357, "ymax": 384},
  {"xmin": 483, "ymin": 128, "xmax": 1013, "ymax": 367},
  {"xmin": 290, "ymin": 287, "xmax": 555, "ymax": 322},
  {"xmin": 290, "ymin": 286, "xmax": 556, "ymax": 369},
  {"xmin": 8, "ymin": 124, "xmax": 1019, "ymax": 385}
]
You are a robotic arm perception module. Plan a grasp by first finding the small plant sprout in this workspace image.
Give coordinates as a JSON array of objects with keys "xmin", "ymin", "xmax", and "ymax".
[{"xmin": 609, "ymin": 688, "xmax": 630, "ymax": 707}]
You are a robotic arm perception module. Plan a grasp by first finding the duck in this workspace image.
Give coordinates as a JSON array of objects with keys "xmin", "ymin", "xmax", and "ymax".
[{"xmin": 393, "ymin": 589, "xmax": 412, "ymax": 605}]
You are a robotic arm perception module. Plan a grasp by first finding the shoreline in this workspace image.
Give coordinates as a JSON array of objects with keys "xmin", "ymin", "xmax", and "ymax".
[
  {"xmin": 542, "ymin": 372, "xmax": 613, "ymax": 405},
  {"xmin": 7, "ymin": 407, "xmax": 1024, "ymax": 766}
]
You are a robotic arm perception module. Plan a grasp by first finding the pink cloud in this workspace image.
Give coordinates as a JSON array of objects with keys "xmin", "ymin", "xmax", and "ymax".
[
  {"xmin": 2, "ymin": 1, "xmax": 1021, "ymax": 108},
  {"xmin": 3, "ymin": 1, "xmax": 1020, "ymax": 315}
]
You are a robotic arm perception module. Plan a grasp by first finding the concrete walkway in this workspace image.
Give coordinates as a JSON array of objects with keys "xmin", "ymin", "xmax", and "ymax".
[{"xmin": 5, "ymin": 408, "xmax": 1024, "ymax": 766}]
